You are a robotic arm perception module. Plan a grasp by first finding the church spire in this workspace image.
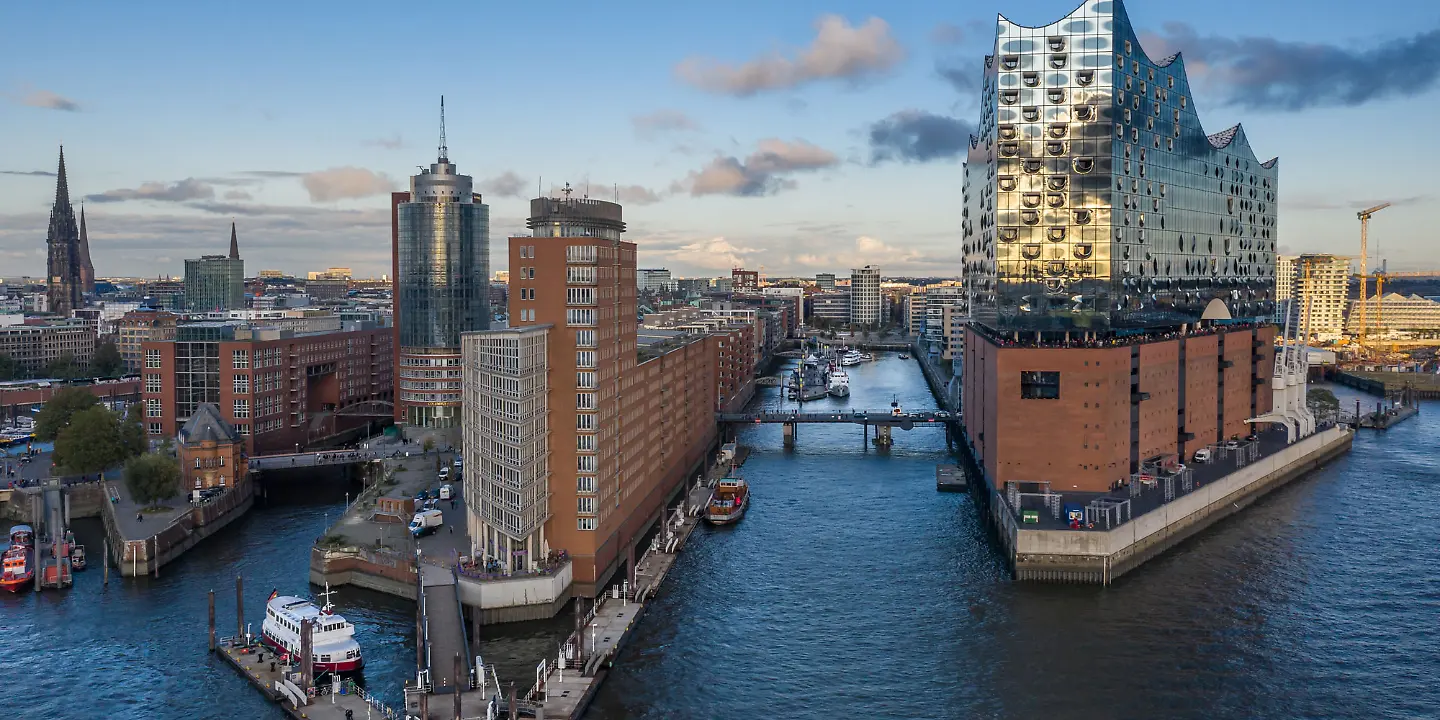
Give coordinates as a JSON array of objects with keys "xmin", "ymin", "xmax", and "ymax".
[
  {"xmin": 229, "ymin": 220, "xmax": 240, "ymax": 259},
  {"xmin": 78, "ymin": 203, "xmax": 95, "ymax": 293},
  {"xmin": 54, "ymin": 145, "xmax": 72, "ymax": 213},
  {"xmin": 46, "ymin": 145, "xmax": 83, "ymax": 314}
]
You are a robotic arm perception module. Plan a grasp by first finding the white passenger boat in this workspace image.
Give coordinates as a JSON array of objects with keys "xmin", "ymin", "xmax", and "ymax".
[{"xmin": 260, "ymin": 585, "xmax": 364, "ymax": 673}]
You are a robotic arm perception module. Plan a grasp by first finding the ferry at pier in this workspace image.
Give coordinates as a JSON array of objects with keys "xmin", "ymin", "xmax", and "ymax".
[
  {"xmin": 1, "ymin": 525, "xmax": 35, "ymax": 593},
  {"xmin": 840, "ymin": 350, "xmax": 864, "ymax": 367},
  {"xmin": 260, "ymin": 585, "xmax": 364, "ymax": 673},
  {"xmin": 705, "ymin": 476, "xmax": 749, "ymax": 525},
  {"xmin": 828, "ymin": 369, "xmax": 851, "ymax": 398}
]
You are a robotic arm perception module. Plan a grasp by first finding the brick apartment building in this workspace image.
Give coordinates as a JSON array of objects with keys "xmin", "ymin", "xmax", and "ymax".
[
  {"xmin": 142, "ymin": 321, "xmax": 393, "ymax": 455},
  {"xmin": 116, "ymin": 310, "xmax": 179, "ymax": 372},
  {"xmin": 0, "ymin": 318, "xmax": 97, "ymax": 375},
  {"xmin": 463, "ymin": 195, "xmax": 718, "ymax": 596}
]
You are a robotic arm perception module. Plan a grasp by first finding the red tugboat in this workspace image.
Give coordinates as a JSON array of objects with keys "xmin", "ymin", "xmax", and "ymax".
[
  {"xmin": 1, "ymin": 525, "xmax": 35, "ymax": 593},
  {"xmin": 704, "ymin": 475, "xmax": 750, "ymax": 525},
  {"xmin": 260, "ymin": 585, "xmax": 364, "ymax": 674}
]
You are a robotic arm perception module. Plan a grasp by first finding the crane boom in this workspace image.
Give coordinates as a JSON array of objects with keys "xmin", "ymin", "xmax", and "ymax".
[{"xmin": 1355, "ymin": 202, "xmax": 1393, "ymax": 352}]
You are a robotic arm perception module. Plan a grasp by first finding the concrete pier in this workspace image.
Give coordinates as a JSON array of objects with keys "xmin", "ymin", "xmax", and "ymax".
[{"xmin": 995, "ymin": 426, "xmax": 1353, "ymax": 583}]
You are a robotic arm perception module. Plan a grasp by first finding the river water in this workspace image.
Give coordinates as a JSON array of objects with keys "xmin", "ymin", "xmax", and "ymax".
[{"xmin": 4, "ymin": 358, "xmax": 1437, "ymax": 719}]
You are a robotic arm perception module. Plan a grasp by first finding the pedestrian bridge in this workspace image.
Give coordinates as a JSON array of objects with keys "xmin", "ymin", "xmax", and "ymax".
[{"xmin": 717, "ymin": 410, "xmax": 952, "ymax": 426}]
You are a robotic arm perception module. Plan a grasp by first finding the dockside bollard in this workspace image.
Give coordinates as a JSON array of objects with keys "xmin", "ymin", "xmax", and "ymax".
[
  {"xmin": 236, "ymin": 575, "xmax": 244, "ymax": 643},
  {"xmin": 208, "ymin": 590, "xmax": 216, "ymax": 651}
]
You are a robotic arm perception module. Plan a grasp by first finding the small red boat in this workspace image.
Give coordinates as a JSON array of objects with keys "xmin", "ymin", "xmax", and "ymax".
[{"xmin": 1, "ymin": 525, "xmax": 35, "ymax": 593}]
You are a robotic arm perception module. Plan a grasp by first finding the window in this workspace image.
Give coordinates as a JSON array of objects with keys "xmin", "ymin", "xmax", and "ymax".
[
  {"xmin": 576, "ymin": 392, "xmax": 596, "ymax": 409},
  {"xmin": 146, "ymin": 398, "xmax": 161, "ymax": 417},
  {"xmin": 232, "ymin": 350, "xmax": 250, "ymax": 369},
  {"xmin": 1020, "ymin": 371, "xmax": 1060, "ymax": 399},
  {"xmin": 233, "ymin": 375, "xmax": 250, "ymax": 393},
  {"xmin": 527, "ymin": 267, "xmax": 535, "ymax": 280},
  {"xmin": 577, "ymin": 496, "xmax": 595, "ymax": 514},
  {"xmin": 577, "ymin": 371, "xmax": 596, "ymax": 389},
  {"xmin": 566, "ymin": 287, "xmax": 594, "ymax": 305},
  {"xmin": 566, "ymin": 309, "xmax": 595, "ymax": 326},
  {"xmin": 577, "ymin": 476, "xmax": 595, "ymax": 493},
  {"xmin": 576, "ymin": 351, "xmax": 596, "ymax": 368},
  {"xmin": 577, "ymin": 434, "xmax": 595, "ymax": 451},
  {"xmin": 233, "ymin": 399, "xmax": 250, "ymax": 418},
  {"xmin": 145, "ymin": 349, "xmax": 161, "ymax": 369},
  {"xmin": 577, "ymin": 413, "xmax": 595, "ymax": 430},
  {"xmin": 577, "ymin": 455, "xmax": 596, "ymax": 472},
  {"xmin": 236, "ymin": 424, "xmax": 250, "ymax": 435},
  {"xmin": 145, "ymin": 374, "xmax": 162, "ymax": 393},
  {"xmin": 147, "ymin": 422, "xmax": 162, "ymax": 435},
  {"xmin": 575, "ymin": 330, "xmax": 596, "ymax": 347},
  {"xmin": 578, "ymin": 517, "xmax": 596, "ymax": 531}
]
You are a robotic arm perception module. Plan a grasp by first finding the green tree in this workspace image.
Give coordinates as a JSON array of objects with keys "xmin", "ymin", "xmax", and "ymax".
[
  {"xmin": 422, "ymin": 437, "xmax": 435, "ymax": 453},
  {"xmin": 34, "ymin": 386, "xmax": 100, "ymax": 441},
  {"xmin": 120, "ymin": 402, "xmax": 147, "ymax": 457},
  {"xmin": 54, "ymin": 405, "xmax": 127, "ymax": 474},
  {"xmin": 1307, "ymin": 387, "xmax": 1341, "ymax": 421},
  {"xmin": 45, "ymin": 352, "xmax": 82, "ymax": 380},
  {"xmin": 124, "ymin": 452, "xmax": 181, "ymax": 506},
  {"xmin": 0, "ymin": 353, "xmax": 23, "ymax": 381},
  {"xmin": 92, "ymin": 341, "xmax": 125, "ymax": 377}
]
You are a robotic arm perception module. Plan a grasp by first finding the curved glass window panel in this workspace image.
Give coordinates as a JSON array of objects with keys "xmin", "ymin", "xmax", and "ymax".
[
  {"xmin": 1046, "ymin": 141, "xmax": 1067, "ymax": 156},
  {"xmin": 1048, "ymin": 36, "xmax": 1066, "ymax": 52},
  {"xmin": 999, "ymin": 227, "xmax": 1019, "ymax": 242},
  {"xmin": 1050, "ymin": 54, "xmax": 1068, "ymax": 69},
  {"xmin": 1001, "ymin": 55, "xmax": 1020, "ymax": 70},
  {"xmin": 1047, "ymin": 175, "xmax": 1067, "ymax": 191},
  {"xmin": 999, "ymin": 125, "xmax": 1018, "ymax": 140},
  {"xmin": 1022, "ymin": 243, "xmax": 1043, "ymax": 259},
  {"xmin": 1023, "ymin": 71, "xmax": 1040, "ymax": 87},
  {"xmin": 1074, "ymin": 244, "xmax": 1093, "ymax": 259},
  {"xmin": 1023, "ymin": 159, "xmax": 1044, "ymax": 174},
  {"xmin": 1046, "ymin": 193, "xmax": 1065, "ymax": 208},
  {"xmin": 1021, "ymin": 210, "xmax": 1040, "ymax": 225},
  {"xmin": 1047, "ymin": 88, "xmax": 1066, "ymax": 104},
  {"xmin": 1001, "ymin": 90, "xmax": 1019, "ymax": 105},
  {"xmin": 1076, "ymin": 70, "xmax": 1094, "ymax": 86},
  {"xmin": 1000, "ymin": 142, "xmax": 1019, "ymax": 157},
  {"xmin": 1048, "ymin": 123, "xmax": 1068, "ymax": 139},
  {"xmin": 1049, "ymin": 227, "xmax": 1068, "ymax": 242},
  {"xmin": 1073, "ymin": 157, "xmax": 1094, "ymax": 174},
  {"xmin": 999, "ymin": 176, "xmax": 1017, "ymax": 191},
  {"xmin": 1074, "ymin": 209, "xmax": 1092, "ymax": 225},
  {"xmin": 1074, "ymin": 105, "xmax": 1094, "ymax": 121},
  {"xmin": 1022, "ymin": 106, "xmax": 1041, "ymax": 122},
  {"xmin": 1022, "ymin": 193, "xmax": 1041, "ymax": 208}
]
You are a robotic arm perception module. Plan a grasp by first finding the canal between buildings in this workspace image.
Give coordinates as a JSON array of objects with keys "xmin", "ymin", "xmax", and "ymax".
[{"xmin": 4, "ymin": 357, "xmax": 1437, "ymax": 719}]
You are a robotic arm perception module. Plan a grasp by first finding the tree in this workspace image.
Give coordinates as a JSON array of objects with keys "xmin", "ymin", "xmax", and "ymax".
[
  {"xmin": 423, "ymin": 437, "xmax": 435, "ymax": 453},
  {"xmin": 34, "ymin": 387, "xmax": 100, "ymax": 441},
  {"xmin": 0, "ymin": 353, "xmax": 23, "ymax": 381},
  {"xmin": 92, "ymin": 341, "xmax": 125, "ymax": 377},
  {"xmin": 54, "ymin": 405, "xmax": 128, "ymax": 474},
  {"xmin": 120, "ymin": 402, "xmax": 147, "ymax": 457},
  {"xmin": 45, "ymin": 352, "xmax": 83, "ymax": 380},
  {"xmin": 1307, "ymin": 387, "xmax": 1341, "ymax": 422},
  {"xmin": 124, "ymin": 452, "xmax": 181, "ymax": 506}
]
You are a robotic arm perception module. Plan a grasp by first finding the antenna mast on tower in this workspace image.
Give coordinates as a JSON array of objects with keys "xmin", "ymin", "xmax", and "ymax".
[{"xmin": 438, "ymin": 96, "xmax": 449, "ymax": 162}]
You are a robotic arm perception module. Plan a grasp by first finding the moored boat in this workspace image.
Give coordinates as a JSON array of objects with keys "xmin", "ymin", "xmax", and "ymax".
[
  {"xmin": 70, "ymin": 544, "xmax": 87, "ymax": 571},
  {"xmin": 1, "ymin": 525, "xmax": 35, "ymax": 593},
  {"xmin": 828, "ymin": 369, "xmax": 851, "ymax": 398},
  {"xmin": 840, "ymin": 350, "xmax": 864, "ymax": 367},
  {"xmin": 260, "ymin": 585, "xmax": 364, "ymax": 674},
  {"xmin": 705, "ymin": 476, "xmax": 749, "ymax": 525}
]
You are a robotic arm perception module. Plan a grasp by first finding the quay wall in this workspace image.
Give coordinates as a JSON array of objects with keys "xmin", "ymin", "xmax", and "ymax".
[
  {"xmin": 1011, "ymin": 426, "xmax": 1353, "ymax": 583},
  {"xmin": 2, "ymin": 483, "xmax": 107, "ymax": 524},
  {"xmin": 104, "ymin": 480, "xmax": 255, "ymax": 577},
  {"xmin": 310, "ymin": 546, "xmax": 418, "ymax": 599},
  {"xmin": 457, "ymin": 562, "xmax": 573, "ymax": 624}
]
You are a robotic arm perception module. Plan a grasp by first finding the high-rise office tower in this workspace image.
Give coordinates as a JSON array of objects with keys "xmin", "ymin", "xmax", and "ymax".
[
  {"xmin": 392, "ymin": 99, "xmax": 490, "ymax": 432},
  {"xmin": 849, "ymin": 265, "xmax": 881, "ymax": 326},
  {"xmin": 184, "ymin": 222, "xmax": 245, "ymax": 311},
  {"xmin": 45, "ymin": 146, "xmax": 84, "ymax": 315},
  {"xmin": 959, "ymin": 0, "xmax": 1280, "ymax": 494}
]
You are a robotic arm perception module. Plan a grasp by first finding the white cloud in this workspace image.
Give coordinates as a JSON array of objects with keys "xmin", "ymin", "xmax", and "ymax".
[
  {"xmin": 632, "ymin": 110, "xmax": 701, "ymax": 139},
  {"xmin": 86, "ymin": 178, "xmax": 215, "ymax": 204},
  {"xmin": 20, "ymin": 88, "xmax": 80, "ymax": 112},
  {"xmin": 676, "ymin": 16, "xmax": 904, "ymax": 96},
  {"xmin": 301, "ymin": 167, "xmax": 396, "ymax": 202},
  {"xmin": 676, "ymin": 139, "xmax": 838, "ymax": 197}
]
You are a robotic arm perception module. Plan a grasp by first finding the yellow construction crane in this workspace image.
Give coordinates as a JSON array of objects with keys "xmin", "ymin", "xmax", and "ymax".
[
  {"xmin": 1352, "ymin": 269, "xmax": 1440, "ymax": 346},
  {"xmin": 1355, "ymin": 202, "xmax": 1391, "ymax": 349}
]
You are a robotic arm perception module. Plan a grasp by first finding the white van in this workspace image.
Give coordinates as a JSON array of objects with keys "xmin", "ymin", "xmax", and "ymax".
[
  {"xmin": 1193, "ymin": 448, "xmax": 1212, "ymax": 464},
  {"xmin": 438, "ymin": 484, "xmax": 453, "ymax": 501},
  {"xmin": 409, "ymin": 509, "xmax": 443, "ymax": 537},
  {"xmin": 438, "ymin": 466, "xmax": 450, "ymax": 481}
]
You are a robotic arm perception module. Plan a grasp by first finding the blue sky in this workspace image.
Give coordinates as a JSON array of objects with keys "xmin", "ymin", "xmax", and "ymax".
[{"xmin": 2, "ymin": 0, "xmax": 1438, "ymax": 279}]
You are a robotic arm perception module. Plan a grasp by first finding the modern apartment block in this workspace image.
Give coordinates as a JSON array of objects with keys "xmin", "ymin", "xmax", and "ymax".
[
  {"xmin": 1346, "ymin": 293, "xmax": 1440, "ymax": 334},
  {"xmin": 390, "ymin": 121, "xmax": 490, "ymax": 435},
  {"xmin": 925, "ymin": 285, "xmax": 967, "ymax": 353},
  {"xmin": 904, "ymin": 291, "xmax": 928, "ymax": 335},
  {"xmin": 814, "ymin": 273, "xmax": 837, "ymax": 291},
  {"xmin": 849, "ymin": 266, "xmax": 882, "ymax": 326},
  {"xmin": 810, "ymin": 291, "xmax": 851, "ymax": 323},
  {"xmin": 959, "ymin": 0, "xmax": 1278, "ymax": 493},
  {"xmin": 463, "ymin": 194, "xmax": 718, "ymax": 595},
  {"xmin": 0, "ymin": 319, "xmax": 97, "ymax": 375},
  {"xmin": 184, "ymin": 223, "xmax": 245, "ymax": 311},
  {"xmin": 1292, "ymin": 254, "xmax": 1351, "ymax": 340},
  {"xmin": 142, "ymin": 321, "xmax": 393, "ymax": 454},
  {"xmin": 637, "ymin": 268, "xmax": 673, "ymax": 293}
]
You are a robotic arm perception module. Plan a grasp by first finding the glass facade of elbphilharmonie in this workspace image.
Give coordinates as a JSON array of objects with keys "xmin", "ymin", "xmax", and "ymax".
[{"xmin": 962, "ymin": 0, "xmax": 1278, "ymax": 332}]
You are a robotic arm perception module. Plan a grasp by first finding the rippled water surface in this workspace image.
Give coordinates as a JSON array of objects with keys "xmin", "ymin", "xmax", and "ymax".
[{"xmin": 5, "ymin": 362, "xmax": 1437, "ymax": 720}]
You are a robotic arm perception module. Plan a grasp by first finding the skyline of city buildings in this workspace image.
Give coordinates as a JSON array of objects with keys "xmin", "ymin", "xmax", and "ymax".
[{"xmin": 390, "ymin": 107, "xmax": 491, "ymax": 434}]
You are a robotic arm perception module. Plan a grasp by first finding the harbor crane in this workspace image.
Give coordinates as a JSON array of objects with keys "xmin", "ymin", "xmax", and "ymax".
[{"xmin": 1355, "ymin": 202, "xmax": 1391, "ymax": 349}]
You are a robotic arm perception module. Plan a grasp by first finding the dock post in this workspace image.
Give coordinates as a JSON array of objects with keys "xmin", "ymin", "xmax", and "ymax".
[
  {"xmin": 208, "ymin": 590, "xmax": 216, "ymax": 652},
  {"xmin": 782, "ymin": 421, "xmax": 795, "ymax": 448},
  {"xmin": 508, "ymin": 685, "xmax": 517, "ymax": 720},
  {"xmin": 453, "ymin": 652, "xmax": 463, "ymax": 719},
  {"xmin": 102, "ymin": 539, "xmax": 109, "ymax": 586},
  {"xmin": 236, "ymin": 575, "xmax": 244, "ymax": 643},
  {"xmin": 300, "ymin": 618, "xmax": 314, "ymax": 692},
  {"xmin": 627, "ymin": 542, "xmax": 636, "ymax": 590},
  {"xmin": 152, "ymin": 536, "xmax": 159, "ymax": 578}
]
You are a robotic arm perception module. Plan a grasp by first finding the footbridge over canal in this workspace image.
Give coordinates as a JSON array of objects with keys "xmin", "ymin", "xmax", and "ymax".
[{"xmin": 717, "ymin": 409, "xmax": 957, "ymax": 448}]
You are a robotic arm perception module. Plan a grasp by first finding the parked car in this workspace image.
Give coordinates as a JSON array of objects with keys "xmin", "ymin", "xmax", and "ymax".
[
  {"xmin": 439, "ymin": 484, "xmax": 453, "ymax": 501},
  {"xmin": 935, "ymin": 411, "xmax": 951, "ymax": 419},
  {"xmin": 452, "ymin": 457, "xmax": 463, "ymax": 469},
  {"xmin": 1193, "ymin": 448, "xmax": 1212, "ymax": 464},
  {"xmin": 438, "ymin": 466, "xmax": 451, "ymax": 481},
  {"xmin": 1224, "ymin": 439, "xmax": 1240, "ymax": 450},
  {"xmin": 409, "ymin": 509, "xmax": 443, "ymax": 537}
]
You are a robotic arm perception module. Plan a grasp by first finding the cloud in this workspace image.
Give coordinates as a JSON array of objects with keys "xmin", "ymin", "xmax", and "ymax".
[
  {"xmin": 543, "ymin": 182, "xmax": 665, "ymax": 206},
  {"xmin": 632, "ymin": 110, "xmax": 701, "ymax": 139},
  {"xmin": 223, "ymin": 190, "xmax": 253, "ymax": 201},
  {"xmin": 936, "ymin": 57, "xmax": 980, "ymax": 93},
  {"xmin": 0, "ymin": 170, "xmax": 56, "ymax": 177},
  {"xmin": 300, "ymin": 167, "xmax": 396, "ymax": 202},
  {"xmin": 930, "ymin": 23, "xmax": 966, "ymax": 45},
  {"xmin": 867, "ymin": 110, "xmax": 974, "ymax": 164},
  {"xmin": 479, "ymin": 171, "xmax": 528, "ymax": 199},
  {"xmin": 1283, "ymin": 194, "xmax": 1430, "ymax": 211},
  {"xmin": 20, "ymin": 89, "xmax": 80, "ymax": 112},
  {"xmin": 363, "ymin": 134, "xmax": 405, "ymax": 150},
  {"xmin": 676, "ymin": 15, "xmax": 903, "ymax": 96},
  {"xmin": 676, "ymin": 139, "xmax": 838, "ymax": 197},
  {"xmin": 657, "ymin": 237, "xmax": 760, "ymax": 273},
  {"xmin": 86, "ymin": 178, "xmax": 216, "ymax": 204},
  {"xmin": 240, "ymin": 170, "xmax": 305, "ymax": 179},
  {"xmin": 1139, "ymin": 23, "xmax": 1440, "ymax": 110}
]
